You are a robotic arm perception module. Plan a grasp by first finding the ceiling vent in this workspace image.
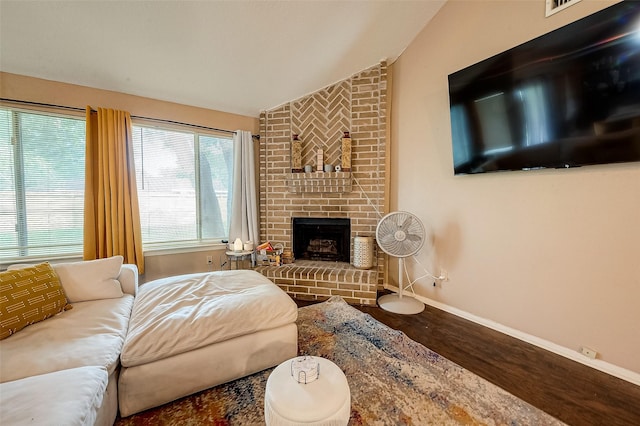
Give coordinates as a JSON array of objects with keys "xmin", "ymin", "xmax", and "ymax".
[{"xmin": 545, "ymin": 0, "xmax": 582, "ymax": 17}]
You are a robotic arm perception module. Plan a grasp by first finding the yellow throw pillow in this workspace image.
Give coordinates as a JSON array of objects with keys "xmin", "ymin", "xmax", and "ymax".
[{"xmin": 0, "ymin": 263, "xmax": 72, "ymax": 340}]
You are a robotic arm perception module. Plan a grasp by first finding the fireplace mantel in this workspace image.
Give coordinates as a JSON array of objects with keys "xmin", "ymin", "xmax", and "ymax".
[{"xmin": 286, "ymin": 172, "xmax": 352, "ymax": 193}]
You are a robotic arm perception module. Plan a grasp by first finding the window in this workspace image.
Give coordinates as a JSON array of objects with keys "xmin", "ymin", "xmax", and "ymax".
[
  {"xmin": 132, "ymin": 125, "xmax": 233, "ymax": 249},
  {"xmin": 0, "ymin": 106, "xmax": 235, "ymax": 263},
  {"xmin": 0, "ymin": 108, "xmax": 86, "ymax": 262}
]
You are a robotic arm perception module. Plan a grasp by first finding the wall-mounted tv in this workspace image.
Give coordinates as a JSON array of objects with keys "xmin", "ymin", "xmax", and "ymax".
[{"xmin": 448, "ymin": 1, "xmax": 640, "ymax": 175}]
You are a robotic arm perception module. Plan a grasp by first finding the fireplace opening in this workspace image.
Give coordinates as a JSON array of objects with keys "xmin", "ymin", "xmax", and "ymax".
[{"xmin": 292, "ymin": 217, "xmax": 351, "ymax": 262}]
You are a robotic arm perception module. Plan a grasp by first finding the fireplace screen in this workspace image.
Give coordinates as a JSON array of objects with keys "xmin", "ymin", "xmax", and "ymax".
[{"xmin": 292, "ymin": 218, "xmax": 351, "ymax": 262}]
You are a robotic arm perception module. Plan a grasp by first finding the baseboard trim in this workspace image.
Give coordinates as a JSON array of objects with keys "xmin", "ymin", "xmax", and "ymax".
[{"xmin": 382, "ymin": 286, "xmax": 640, "ymax": 387}]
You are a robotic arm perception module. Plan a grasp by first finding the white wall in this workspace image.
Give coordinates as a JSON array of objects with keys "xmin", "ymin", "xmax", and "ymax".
[{"xmin": 391, "ymin": 0, "xmax": 640, "ymax": 375}]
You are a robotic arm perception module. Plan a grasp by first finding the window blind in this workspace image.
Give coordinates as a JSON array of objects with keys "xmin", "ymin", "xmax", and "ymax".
[{"xmin": 0, "ymin": 108, "xmax": 85, "ymax": 261}]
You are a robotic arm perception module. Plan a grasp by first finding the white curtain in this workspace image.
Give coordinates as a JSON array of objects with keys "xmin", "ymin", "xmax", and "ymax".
[{"xmin": 229, "ymin": 130, "xmax": 259, "ymax": 247}]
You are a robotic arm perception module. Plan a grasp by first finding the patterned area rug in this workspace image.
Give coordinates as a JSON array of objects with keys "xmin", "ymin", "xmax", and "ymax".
[{"xmin": 116, "ymin": 296, "xmax": 565, "ymax": 425}]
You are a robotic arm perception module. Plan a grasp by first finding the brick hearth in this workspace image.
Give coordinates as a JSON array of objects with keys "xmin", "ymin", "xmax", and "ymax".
[{"xmin": 255, "ymin": 261, "xmax": 378, "ymax": 305}]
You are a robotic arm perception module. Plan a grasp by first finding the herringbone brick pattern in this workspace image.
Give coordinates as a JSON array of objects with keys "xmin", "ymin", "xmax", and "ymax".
[{"xmin": 291, "ymin": 80, "xmax": 351, "ymax": 168}]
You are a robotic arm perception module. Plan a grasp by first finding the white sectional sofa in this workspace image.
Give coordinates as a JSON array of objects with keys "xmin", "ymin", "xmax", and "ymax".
[
  {"xmin": 0, "ymin": 256, "xmax": 137, "ymax": 426},
  {"xmin": 1, "ymin": 259, "xmax": 299, "ymax": 424}
]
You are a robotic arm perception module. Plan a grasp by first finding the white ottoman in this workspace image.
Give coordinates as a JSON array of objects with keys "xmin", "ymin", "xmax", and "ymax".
[{"xmin": 265, "ymin": 357, "xmax": 351, "ymax": 426}]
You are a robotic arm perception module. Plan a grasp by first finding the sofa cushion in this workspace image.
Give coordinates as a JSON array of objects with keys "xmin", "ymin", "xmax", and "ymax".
[
  {"xmin": 0, "ymin": 366, "xmax": 108, "ymax": 426},
  {"xmin": 53, "ymin": 256, "xmax": 124, "ymax": 302},
  {"xmin": 0, "ymin": 263, "xmax": 72, "ymax": 340},
  {"xmin": 0, "ymin": 295, "xmax": 134, "ymax": 383},
  {"xmin": 121, "ymin": 270, "xmax": 298, "ymax": 367}
]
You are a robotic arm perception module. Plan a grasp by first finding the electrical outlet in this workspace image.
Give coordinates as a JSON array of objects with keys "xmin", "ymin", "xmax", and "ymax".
[
  {"xmin": 440, "ymin": 269, "xmax": 449, "ymax": 282},
  {"xmin": 580, "ymin": 346, "xmax": 597, "ymax": 359},
  {"xmin": 206, "ymin": 256, "xmax": 213, "ymax": 265}
]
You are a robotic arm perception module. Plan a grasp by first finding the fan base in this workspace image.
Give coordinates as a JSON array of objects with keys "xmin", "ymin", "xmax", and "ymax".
[{"xmin": 377, "ymin": 293, "xmax": 425, "ymax": 315}]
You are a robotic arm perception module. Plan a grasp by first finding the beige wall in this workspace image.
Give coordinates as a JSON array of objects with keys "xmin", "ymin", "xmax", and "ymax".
[
  {"xmin": 0, "ymin": 72, "xmax": 259, "ymax": 282},
  {"xmin": 0, "ymin": 72, "xmax": 258, "ymax": 132},
  {"xmin": 391, "ymin": 0, "xmax": 639, "ymax": 375}
]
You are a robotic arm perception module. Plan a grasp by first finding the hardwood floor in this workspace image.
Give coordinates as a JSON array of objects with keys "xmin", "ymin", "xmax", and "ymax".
[{"xmin": 296, "ymin": 297, "xmax": 640, "ymax": 426}]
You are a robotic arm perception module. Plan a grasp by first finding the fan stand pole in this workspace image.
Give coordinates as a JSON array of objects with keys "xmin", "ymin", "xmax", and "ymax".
[
  {"xmin": 377, "ymin": 258, "xmax": 425, "ymax": 315},
  {"xmin": 398, "ymin": 257, "xmax": 405, "ymax": 299}
]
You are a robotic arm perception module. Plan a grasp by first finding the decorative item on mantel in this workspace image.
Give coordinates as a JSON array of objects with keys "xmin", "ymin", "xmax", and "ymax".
[
  {"xmin": 316, "ymin": 148, "xmax": 324, "ymax": 172},
  {"xmin": 341, "ymin": 131, "xmax": 352, "ymax": 172},
  {"xmin": 291, "ymin": 134, "xmax": 303, "ymax": 173}
]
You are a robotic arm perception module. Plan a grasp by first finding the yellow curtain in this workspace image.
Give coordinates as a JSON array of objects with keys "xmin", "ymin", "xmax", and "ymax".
[{"xmin": 84, "ymin": 107, "xmax": 145, "ymax": 274}]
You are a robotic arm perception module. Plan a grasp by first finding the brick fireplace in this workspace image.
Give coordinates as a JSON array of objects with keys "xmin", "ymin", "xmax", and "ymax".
[{"xmin": 255, "ymin": 62, "xmax": 388, "ymax": 305}]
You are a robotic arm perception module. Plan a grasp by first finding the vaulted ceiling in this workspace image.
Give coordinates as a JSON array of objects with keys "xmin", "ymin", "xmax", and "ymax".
[{"xmin": 0, "ymin": 1, "xmax": 445, "ymax": 117}]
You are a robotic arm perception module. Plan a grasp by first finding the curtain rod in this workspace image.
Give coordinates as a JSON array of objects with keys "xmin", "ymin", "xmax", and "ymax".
[{"xmin": 0, "ymin": 97, "xmax": 260, "ymax": 140}]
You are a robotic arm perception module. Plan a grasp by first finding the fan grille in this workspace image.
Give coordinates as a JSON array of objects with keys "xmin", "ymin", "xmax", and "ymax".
[{"xmin": 376, "ymin": 211, "xmax": 425, "ymax": 257}]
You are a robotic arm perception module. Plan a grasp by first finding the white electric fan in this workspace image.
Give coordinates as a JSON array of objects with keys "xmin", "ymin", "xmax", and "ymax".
[{"xmin": 376, "ymin": 211, "xmax": 426, "ymax": 314}]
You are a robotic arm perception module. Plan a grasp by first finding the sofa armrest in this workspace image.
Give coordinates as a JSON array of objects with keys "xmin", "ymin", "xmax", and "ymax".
[{"xmin": 118, "ymin": 264, "xmax": 139, "ymax": 296}]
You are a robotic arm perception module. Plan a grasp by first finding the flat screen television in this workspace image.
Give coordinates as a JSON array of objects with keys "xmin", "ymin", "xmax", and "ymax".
[{"xmin": 448, "ymin": 1, "xmax": 640, "ymax": 175}]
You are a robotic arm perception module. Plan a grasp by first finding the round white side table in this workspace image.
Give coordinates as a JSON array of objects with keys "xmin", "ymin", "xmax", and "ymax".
[
  {"xmin": 225, "ymin": 250, "xmax": 254, "ymax": 269},
  {"xmin": 264, "ymin": 357, "xmax": 350, "ymax": 426}
]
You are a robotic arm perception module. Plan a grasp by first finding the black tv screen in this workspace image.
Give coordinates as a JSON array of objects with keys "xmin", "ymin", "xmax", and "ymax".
[{"xmin": 448, "ymin": 1, "xmax": 640, "ymax": 175}]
